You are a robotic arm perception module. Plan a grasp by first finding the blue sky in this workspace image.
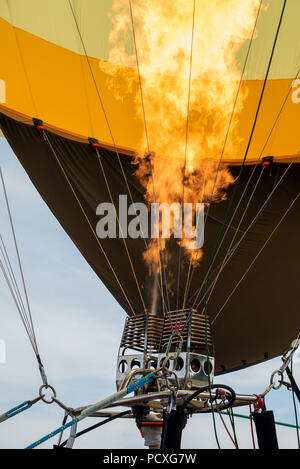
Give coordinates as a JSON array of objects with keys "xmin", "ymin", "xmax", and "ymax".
[{"xmin": 0, "ymin": 138, "xmax": 299, "ymax": 449}]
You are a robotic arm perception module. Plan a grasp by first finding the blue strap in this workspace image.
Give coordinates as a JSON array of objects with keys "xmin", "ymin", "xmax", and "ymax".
[
  {"xmin": 0, "ymin": 401, "xmax": 32, "ymax": 423},
  {"xmin": 26, "ymin": 371, "xmax": 156, "ymax": 449}
]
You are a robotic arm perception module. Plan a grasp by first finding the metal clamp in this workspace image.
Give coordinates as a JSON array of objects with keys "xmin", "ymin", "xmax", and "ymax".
[
  {"xmin": 261, "ymin": 337, "xmax": 300, "ymax": 397},
  {"xmin": 165, "ymin": 331, "xmax": 183, "ymax": 361},
  {"xmin": 270, "ymin": 369, "xmax": 284, "ymax": 390},
  {"xmin": 39, "ymin": 384, "xmax": 57, "ymax": 404}
]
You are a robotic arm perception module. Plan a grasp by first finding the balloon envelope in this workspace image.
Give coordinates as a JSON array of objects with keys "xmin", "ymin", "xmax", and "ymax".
[{"xmin": 0, "ymin": 0, "xmax": 299, "ymax": 373}]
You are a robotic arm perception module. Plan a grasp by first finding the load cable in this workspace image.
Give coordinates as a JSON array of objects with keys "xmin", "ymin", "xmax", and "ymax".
[
  {"xmin": 188, "ymin": 64, "xmax": 300, "ymax": 308},
  {"xmin": 193, "ymin": 67, "xmax": 300, "ymax": 310},
  {"xmin": 0, "ymin": 395, "xmax": 44, "ymax": 423},
  {"xmin": 129, "ymin": 0, "xmax": 170, "ymax": 312},
  {"xmin": 192, "ymin": 153, "xmax": 298, "ymax": 313},
  {"xmin": 175, "ymin": 0, "xmax": 196, "ymax": 313},
  {"xmin": 58, "ymin": 410, "xmax": 131, "ymax": 448},
  {"xmin": 41, "ymin": 130, "xmax": 136, "ymax": 316},
  {"xmin": 189, "ymin": 0, "xmax": 287, "ymax": 312},
  {"xmin": 70, "ymin": 0, "xmax": 171, "ymax": 311},
  {"xmin": 212, "ymin": 188, "xmax": 300, "ymax": 324},
  {"xmin": 182, "ymin": 0, "xmax": 263, "ymax": 306},
  {"xmin": 25, "ymin": 368, "xmax": 158, "ymax": 449},
  {"xmin": 95, "ymin": 146, "xmax": 146, "ymax": 313},
  {"xmin": 0, "ymin": 168, "xmax": 48, "ymax": 384}
]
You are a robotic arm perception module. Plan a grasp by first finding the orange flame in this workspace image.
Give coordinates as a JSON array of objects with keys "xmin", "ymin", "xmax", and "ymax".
[{"xmin": 102, "ymin": 0, "xmax": 261, "ymax": 275}]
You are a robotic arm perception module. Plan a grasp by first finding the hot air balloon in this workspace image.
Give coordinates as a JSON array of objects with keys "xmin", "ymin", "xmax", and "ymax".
[{"xmin": 0, "ymin": 0, "xmax": 299, "ymax": 450}]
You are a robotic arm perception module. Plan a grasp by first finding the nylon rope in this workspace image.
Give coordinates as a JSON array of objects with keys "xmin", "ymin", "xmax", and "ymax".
[{"xmin": 216, "ymin": 406, "xmax": 238, "ymax": 448}]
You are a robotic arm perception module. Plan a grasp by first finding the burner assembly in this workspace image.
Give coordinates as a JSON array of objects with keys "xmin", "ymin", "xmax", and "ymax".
[{"xmin": 116, "ymin": 309, "xmax": 214, "ymax": 391}]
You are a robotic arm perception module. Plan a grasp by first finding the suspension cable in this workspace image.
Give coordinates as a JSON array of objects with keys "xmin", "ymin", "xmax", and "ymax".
[
  {"xmin": 59, "ymin": 410, "xmax": 131, "ymax": 448},
  {"xmin": 212, "ymin": 188, "xmax": 300, "ymax": 324},
  {"xmin": 188, "ymin": 65, "xmax": 300, "ymax": 307},
  {"xmin": 95, "ymin": 147, "xmax": 146, "ymax": 313},
  {"xmin": 70, "ymin": 0, "xmax": 169, "ymax": 313},
  {"xmin": 182, "ymin": 0, "xmax": 263, "ymax": 306},
  {"xmin": 193, "ymin": 154, "xmax": 298, "ymax": 312},
  {"xmin": 0, "ymin": 395, "xmax": 43, "ymax": 423},
  {"xmin": 192, "ymin": 68, "xmax": 300, "ymax": 308},
  {"xmin": 26, "ymin": 368, "xmax": 157, "ymax": 449},
  {"xmin": 42, "ymin": 131, "xmax": 136, "ymax": 316},
  {"xmin": 0, "ymin": 169, "xmax": 38, "ymax": 352},
  {"xmin": 175, "ymin": 0, "xmax": 196, "ymax": 313},
  {"xmin": 190, "ymin": 0, "xmax": 287, "ymax": 313},
  {"xmin": 0, "ymin": 169, "xmax": 48, "ymax": 383},
  {"xmin": 128, "ymin": 0, "xmax": 170, "ymax": 312},
  {"xmin": 204, "ymin": 165, "xmax": 265, "ymax": 307},
  {"xmin": 0, "ymin": 235, "xmax": 32, "ymax": 336}
]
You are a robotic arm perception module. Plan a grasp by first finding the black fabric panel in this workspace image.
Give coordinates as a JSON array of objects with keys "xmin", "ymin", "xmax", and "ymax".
[
  {"xmin": 1, "ymin": 112, "xmax": 299, "ymax": 375},
  {"xmin": 0, "ymin": 114, "xmax": 148, "ymax": 316}
]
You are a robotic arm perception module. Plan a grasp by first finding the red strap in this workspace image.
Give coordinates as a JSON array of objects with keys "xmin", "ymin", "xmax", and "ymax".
[
  {"xmin": 141, "ymin": 421, "xmax": 163, "ymax": 426},
  {"xmin": 253, "ymin": 394, "xmax": 265, "ymax": 412}
]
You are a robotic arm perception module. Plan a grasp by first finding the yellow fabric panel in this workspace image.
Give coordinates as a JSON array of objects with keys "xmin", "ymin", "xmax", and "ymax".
[
  {"xmin": 1, "ymin": 0, "xmax": 300, "ymax": 80},
  {"xmin": 1, "ymin": 16, "xmax": 300, "ymax": 161},
  {"xmin": 237, "ymin": 0, "xmax": 300, "ymax": 80},
  {"xmin": 0, "ymin": 0, "xmax": 114, "ymax": 59}
]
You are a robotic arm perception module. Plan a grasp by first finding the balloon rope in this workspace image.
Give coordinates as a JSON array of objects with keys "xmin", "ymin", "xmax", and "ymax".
[
  {"xmin": 43, "ymin": 131, "xmax": 136, "ymax": 316},
  {"xmin": 148, "ymin": 158, "xmax": 171, "ymax": 313},
  {"xmin": 187, "ymin": 65, "xmax": 300, "ymax": 308},
  {"xmin": 189, "ymin": 151, "xmax": 300, "ymax": 314},
  {"xmin": 128, "ymin": 0, "xmax": 170, "ymax": 313},
  {"xmin": 196, "ymin": 154, "xmax": 299, "ymax": 315},
  {"xmin": 189, "ymin": 0, "xmax": 287, "ymax": 312},
  {"xmin": 182, "ymin": 0, "xmax": 263, "ymax": 308},
  {"xmin": 204, "ymin": 165, "xmax": 266, "ymax": 307},
  {"xmin": 128, "ymin": 0, "xmax": 150, "ymax": 154},
  {"xmin": 175, "ymin": 0, "xmax": 196, "ymax": 314},
  {"xmin": 5, "ymin": 0, "xmax": 39, "ymax": 118},
  {"xmin": 0, "ymin": 234, "xmax": 32, "ymax": 343},
  {"xmin": 212, "ymin": 188, "xmax": 300, "ymax": 324},
  {"xmin": 70, "ymin": 0, "xmax": 167, "ymax": 312},
  {"xmin": 95, "ymin": 147, "xmax": 147, "ymax": 313}
]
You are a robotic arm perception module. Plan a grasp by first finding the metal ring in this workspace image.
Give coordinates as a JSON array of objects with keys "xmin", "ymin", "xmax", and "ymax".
[
  {"xmin": 270, "ymin": 370, "xmax": 283, "ymax": 390},
  {"xmin": 39, "ymin": 384, "xmax": 57, "ymax": 404}
]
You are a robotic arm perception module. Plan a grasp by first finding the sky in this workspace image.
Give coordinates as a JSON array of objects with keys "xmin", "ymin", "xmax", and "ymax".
[{"xmin": 0, "ymin": 138, "xmax": 299, "ymax": 450}]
